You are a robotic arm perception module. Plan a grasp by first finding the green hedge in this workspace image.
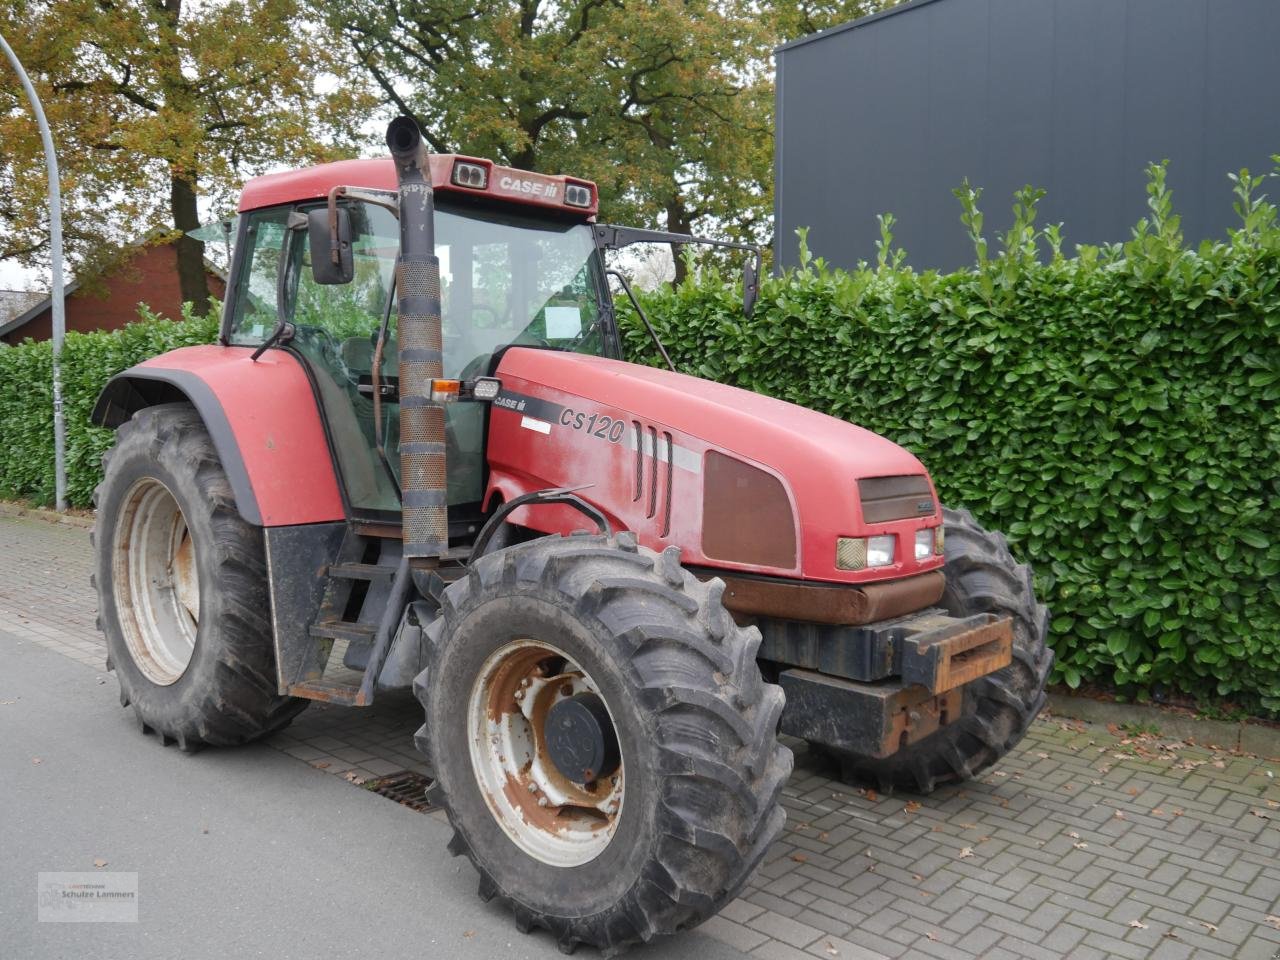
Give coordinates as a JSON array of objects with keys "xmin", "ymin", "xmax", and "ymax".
[
  {"xmin": 622, "ymin": 163, "xmax": 1280, "ymax": 714},
  {"xmin": 0, "ymin": 302, "xmax": 218, "ymax": 507}
]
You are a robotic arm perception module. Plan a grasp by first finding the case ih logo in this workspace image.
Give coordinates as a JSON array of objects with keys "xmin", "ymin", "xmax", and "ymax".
[{"xmin": 498, "ymin": 175, "xmax": 559, "ymax": 199}]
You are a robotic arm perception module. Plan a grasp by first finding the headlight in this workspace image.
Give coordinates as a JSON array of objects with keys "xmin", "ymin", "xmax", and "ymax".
[
  {"xmin": 867, "ymin": 535, "xmax": 895, "ymax": 567},
  {"xmin": 915, "ymin": 529, "xmax": 933, "ymax": 560},
  {"xmin": 836, "ymin": 535, "xmax": 897, "ymax": 570}
]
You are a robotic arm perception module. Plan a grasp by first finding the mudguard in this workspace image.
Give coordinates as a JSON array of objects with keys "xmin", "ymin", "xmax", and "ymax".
[{"xmin": 92, "ymin": 345, "xmax": 344, "ymax": 526}]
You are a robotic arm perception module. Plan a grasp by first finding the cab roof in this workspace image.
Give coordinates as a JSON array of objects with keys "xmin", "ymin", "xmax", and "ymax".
[{"xmin": 238, "ymin": 154, "xmax": 599, "ymax": 218}]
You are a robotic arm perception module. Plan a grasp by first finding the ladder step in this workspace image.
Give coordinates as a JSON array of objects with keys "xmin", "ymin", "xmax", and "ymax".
[
  {"xmin": 308, "ymin": 620, "xmax": 377, "ymax": 643},
  {"xmin": 286, "ymin": 677, "xmax": 368, "ymax": 706},
  {"xmin": 328, "ymin": 562, "xmax": 396, "ymax": 581}
]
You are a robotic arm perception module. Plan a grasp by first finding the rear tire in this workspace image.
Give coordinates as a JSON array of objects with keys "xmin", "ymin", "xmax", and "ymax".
[
  {"xmin": 93, "ymin": 403, "xmax": 307, "ymax": 749},
  {"xmin": 415, "ymin": 532, "xmax": 791, "ymax": 954},
  {"xmin": 818, "ymin": 507, "xmax": 1052, "ymax": 793}
]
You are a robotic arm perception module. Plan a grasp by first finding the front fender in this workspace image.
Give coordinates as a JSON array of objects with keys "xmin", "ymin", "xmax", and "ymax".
[{"xmin": 93, "ymin": 345, "xmax": 344, "ymax": 527}]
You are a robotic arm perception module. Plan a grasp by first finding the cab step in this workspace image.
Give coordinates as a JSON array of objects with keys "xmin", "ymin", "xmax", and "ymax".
[
  {"xmin": 308, "ymin": 620, "xmax": 376, "ymax": 644},
  {"xmin": 328, "ymin": 562, "xmax": 396, "ymax": 582}
]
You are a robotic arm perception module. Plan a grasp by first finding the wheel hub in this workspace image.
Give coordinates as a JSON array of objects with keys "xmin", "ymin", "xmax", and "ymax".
[
  {"xmin": 545, "ymin": 693, "xmax": 620, "ymax": 785},
  {"xmin": 468, "ymin": 639, "xmax": 624, "ymax": 867},
  {"xmin": 111, "ymin": 477, "xmax": 199, "ymax": 686}
]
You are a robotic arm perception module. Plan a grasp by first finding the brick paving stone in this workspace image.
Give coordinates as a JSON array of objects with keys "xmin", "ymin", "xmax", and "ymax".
[
  {"xmin": 7, "ymin": 512, "xmax": 1280, "ymax": 959},
  {"xmin": 700, "ymin": 914, "xmax": 770, "ymax": 952}
]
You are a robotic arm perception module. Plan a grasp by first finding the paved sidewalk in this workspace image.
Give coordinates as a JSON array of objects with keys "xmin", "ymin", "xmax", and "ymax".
[{"xmin": 2, "ymin": 513, "xmax": 1278, "ymax": 959}]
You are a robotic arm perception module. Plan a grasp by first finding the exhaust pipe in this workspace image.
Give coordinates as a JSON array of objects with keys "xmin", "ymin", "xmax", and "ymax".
[{"xmin": 386, "ymin": 116, "xmax": 447, "ymax": 560}]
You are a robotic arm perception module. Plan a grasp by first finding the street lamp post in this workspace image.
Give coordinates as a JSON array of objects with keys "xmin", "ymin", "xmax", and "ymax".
[{"xmin": 1, "ymin": 31, "xmax": 67, "ymax": 512}]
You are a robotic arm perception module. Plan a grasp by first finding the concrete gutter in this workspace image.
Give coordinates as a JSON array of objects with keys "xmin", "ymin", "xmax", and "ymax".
[{"xmin": 1047, "ymin": 692, "xmax": 1280, "ymax": 760}]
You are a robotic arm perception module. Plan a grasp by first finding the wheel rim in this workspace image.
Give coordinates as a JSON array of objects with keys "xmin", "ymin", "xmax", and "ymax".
[
  {"xmin": 468, "ymin": 639, "xmax": 624, "ymax": 867},
  {"xmin": 112, "ymin": 478, "xmax": 200, "ymax": 685}
]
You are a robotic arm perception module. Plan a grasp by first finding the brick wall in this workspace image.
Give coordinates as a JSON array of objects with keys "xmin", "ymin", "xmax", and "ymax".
[{"xmin": 2, "ymin": 241, "xmax": 226, "ymax": 344}]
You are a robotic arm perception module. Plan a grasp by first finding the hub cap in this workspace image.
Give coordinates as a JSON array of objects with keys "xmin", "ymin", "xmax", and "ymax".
[
  {"xmin": 468, "ymin": 639, "xmax": 624, "ymax": 867},
  {"xmin": 112, "ymin": 478, "xmax": 200, "ymax": 685}
]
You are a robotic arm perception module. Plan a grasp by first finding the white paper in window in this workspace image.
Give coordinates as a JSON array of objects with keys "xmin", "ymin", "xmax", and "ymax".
[{"xmin": 545, "ymin": 305, "xmax": 582, "ymax": 339}]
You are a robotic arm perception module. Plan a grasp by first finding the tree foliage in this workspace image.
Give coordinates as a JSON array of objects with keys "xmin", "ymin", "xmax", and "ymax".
[
  {"xmin": 326, "ymin": 0, "xmax": 779, "ymax": 276},
  {"xmin": 0, "ymin": 0, "xmax": 370, "ymax": 309}
]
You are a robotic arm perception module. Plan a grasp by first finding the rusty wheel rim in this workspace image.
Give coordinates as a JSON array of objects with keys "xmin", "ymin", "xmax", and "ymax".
[
  {"xmin": 112, "ymin": 478, "xmax": 200, "ymax": 685},
  {"xmin": 468, "ymin": 638, "xmax": 624, "ymax": 867}
]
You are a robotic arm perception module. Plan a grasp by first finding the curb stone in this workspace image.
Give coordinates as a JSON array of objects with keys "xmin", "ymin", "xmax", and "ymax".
[
  {"xmin": 1046, "ymin": 692, "xmax": 1280, "ymax": 759},
  {"xmin": 0, "ymin": 500, "xmax": 95, "ymax": 528}
]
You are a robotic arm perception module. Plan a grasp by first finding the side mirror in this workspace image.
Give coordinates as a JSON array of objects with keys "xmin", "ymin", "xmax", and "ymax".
[
  {"xmin": 308, "ymin": 206, "xmax": 353, "ymax": 284},
  {"xmin": 742, "ymin": 257, "xmax": 759, "ymax": 319}
]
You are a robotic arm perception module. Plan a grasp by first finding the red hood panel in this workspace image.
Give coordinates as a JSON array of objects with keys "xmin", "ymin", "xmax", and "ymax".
[{"xmin": 487, "ymin": 349, "xmax": 944, "ymax": 583}]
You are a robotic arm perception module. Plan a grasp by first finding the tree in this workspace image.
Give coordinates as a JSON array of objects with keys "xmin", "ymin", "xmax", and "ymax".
[
  {"xmin": 0, "ymin": 0, "xmax": 370, "ymax": 312},
  {"xmin": 326, "ymin": 0, "xmax": 774, "ymax": 280}
]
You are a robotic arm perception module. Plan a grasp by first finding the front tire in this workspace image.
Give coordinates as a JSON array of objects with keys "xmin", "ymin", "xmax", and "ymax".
[
  {"xmin": 93, "ymin": 403, "xmax": 307, "ymax": 749},
  {"xmin": 415, "ymin": 532, "xmax": 791, "ymax": 954},
  {"xmin": 821, "ymin": 507, "xmax": 1052, "ymax": 793}
]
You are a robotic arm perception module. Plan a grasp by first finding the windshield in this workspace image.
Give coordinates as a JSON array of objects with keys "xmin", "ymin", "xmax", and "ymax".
[
  {"xmin": 224, "ymin": 198, "xmax": 613, "ymax": 517},
  {"xmin": 226, "ymin": 199, "xmax": 612, "ymax": 374}
]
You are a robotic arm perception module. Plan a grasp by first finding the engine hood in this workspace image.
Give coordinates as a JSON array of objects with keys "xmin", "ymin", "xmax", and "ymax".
[{"xmin": 486, "ymin": 349, "xmax": 944, "ymax": 584}]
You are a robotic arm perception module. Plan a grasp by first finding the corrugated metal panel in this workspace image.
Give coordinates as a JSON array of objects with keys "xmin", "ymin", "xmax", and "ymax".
[{"xmin": 775, "ymin": 0, "xmax": 1280, "ymax": 271}]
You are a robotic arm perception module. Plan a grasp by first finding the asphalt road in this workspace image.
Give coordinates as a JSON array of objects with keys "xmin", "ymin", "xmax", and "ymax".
[{"xmin": 0, "ymin": 629, "xmax": 748, "ymax": 960}]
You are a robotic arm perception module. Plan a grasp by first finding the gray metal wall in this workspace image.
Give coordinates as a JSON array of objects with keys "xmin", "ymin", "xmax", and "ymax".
[{"xmin": 774, "ymin": 0, "xmax": 1280, "ymax": 271}]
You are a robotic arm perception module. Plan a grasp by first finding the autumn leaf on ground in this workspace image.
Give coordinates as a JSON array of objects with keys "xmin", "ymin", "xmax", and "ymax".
[
  {"xmin": 926, "ymin": 931, "xmax": 938, "ymax": 941},
  {"xmin": 311, "ymin": 761, "xmax": 330, "ymax": 769},
  {"xmin": 1129, "ymin": 920, "xmax": 1147, "ymax": 929},
  {"xmin": 1264, "ymin": 915, "xmax": 1280, "ymax": 930},
  {"xmin": 904, "ymin": 801, "xmax": 921, "ymax": 814},
  {"xmin": 1199, "ymin": 922, "xmax": 1218, "ymax": 933},
  {"xmin": 93, "ymin": 858, "xmax": 107, "ymax": 868},
  {"xmin": 463, "ymin": 930, "xmax": 475, "ymax": 939},
  {"xmin": 1067, "ymin": 831, "xmax": 1080, "ymax": 839},
  {"xmin": 791, "ymin": 853, "xmax": 808, "ymax": 863},
  {"xmin": 1073, "ymin": 842, "xmax": 1088, "ymax": 850},
  {"xmin": 958, "ymin": 847, "xmax": 973, "ymax": 859},
  {"xmin": 823, "ymin": 941, "xmax": 838, "ymax": 956},
  {"xmin": 864, "ymin": 788, "xmax": 878, "ymax": 802}
]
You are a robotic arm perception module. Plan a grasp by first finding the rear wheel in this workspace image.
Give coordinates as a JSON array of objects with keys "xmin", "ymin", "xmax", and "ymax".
[
  {"xmin": 818, "ymin": 507, "xmax": 1052, "ymax": 793},
  {"xmin": 415, "ymin": 533, "xmax": 791, "ymax": 954},
  {"xmin": 93, "ymin": 403, "xmax": 307, "ymax": 749}
]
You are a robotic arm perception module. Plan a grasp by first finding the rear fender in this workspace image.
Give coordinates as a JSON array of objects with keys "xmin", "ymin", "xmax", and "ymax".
[{"xmin": 92, "ymin": 345, "xmax": 345, "ymax": 527}]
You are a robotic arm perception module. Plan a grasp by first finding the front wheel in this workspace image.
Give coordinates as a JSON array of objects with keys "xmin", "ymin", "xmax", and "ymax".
[
  {"xmin": 820, "ymin": 507, "xmax": 1052, "ymax": 793},
  {"xmin": 414, "ymin": 533, "xmax": 791, "ymax": 954}
]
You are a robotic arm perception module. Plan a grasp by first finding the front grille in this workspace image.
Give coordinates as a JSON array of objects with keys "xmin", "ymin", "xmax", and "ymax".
[{"xmin": 858, "ymin": 475, "xmax": 934, "ymax": 523}]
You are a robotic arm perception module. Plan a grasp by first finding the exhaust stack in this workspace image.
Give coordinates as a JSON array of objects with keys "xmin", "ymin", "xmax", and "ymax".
[{"xmin": 386, "ymin": 116, "xmax": 447, "ymax": 560}]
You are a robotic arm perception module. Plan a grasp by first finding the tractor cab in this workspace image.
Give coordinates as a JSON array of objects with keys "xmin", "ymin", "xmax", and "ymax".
[{"xmin": 222, "ymin": 156, "xmax": 617, "ymax": 528}]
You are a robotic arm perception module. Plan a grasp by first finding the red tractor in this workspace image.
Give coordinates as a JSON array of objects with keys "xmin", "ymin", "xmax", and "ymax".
[{"xmin": 92, "ymin": 117, "xmax": 1050, "ymax": 953}]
